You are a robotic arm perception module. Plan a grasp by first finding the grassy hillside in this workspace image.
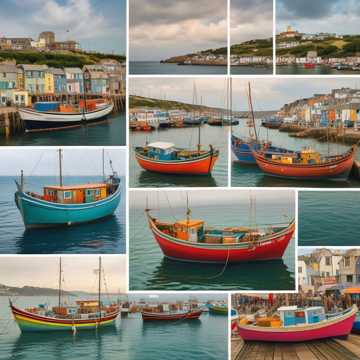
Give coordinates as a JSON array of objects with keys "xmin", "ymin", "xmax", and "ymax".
[
  {"xmin": 277, "ymin": 35, "xmax": 360, "ymax": 57},
  {"xmin": 231, "ymin": 38, "xmax": 273, "ymax": 56},
  {"xmin": 0, "ymin": 50, "xmax": 125, "ymax": 68}
]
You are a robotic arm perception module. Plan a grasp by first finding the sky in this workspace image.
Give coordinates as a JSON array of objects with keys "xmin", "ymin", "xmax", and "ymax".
[
  {"xmin": 231, "ymin": 0, "xmax": 273, "ymax": 44},
  {"xmin": 0, "ymin": 0, "xmax": 126, "ymax": 54},
  {"xmin": 0, "ymin": 255, "xmax": 127, "ymax": 293},
  {"xmin": 130, "ymin": 0, "xmax": 227, "ymax": 61},
  {"xmin": 277, "ymin": 0, "xmax": 360, "ymax": 35},
  {"xmin": 130, "ymin": 77, "xmax": 360, "ymax": 111},
  {"xmin": 0, "ymin": 148, "xmax": 126, "ymax": 176},
  {"xmin": 131, "ymin": 189, "xmax": 295, "ymax": 209}
]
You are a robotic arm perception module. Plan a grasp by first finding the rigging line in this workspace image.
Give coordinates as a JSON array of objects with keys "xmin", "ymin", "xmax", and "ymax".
[
  {"xmin": 164, "ymin": 191, "xmax": 177, "ymax": 222},
  {"xmin": 28, "ymin": 151, "xmax": 46, "ymax": 177}
]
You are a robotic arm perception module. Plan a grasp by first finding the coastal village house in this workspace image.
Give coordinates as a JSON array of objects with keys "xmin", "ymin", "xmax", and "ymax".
[
  {"xmin": 338, "ymin": 249, "xmax": 360, "ymax": 284},
  {"xmin": 0, "ymin": 64, "xmax": 18, "ymax": 106},
  {"xmin": 83, "ymin": 65, "xmax": 109, "ymax": 95},
  {"xmin": 50, "ymin": 68, "xmax": 67, "ymax": 94},
  {"xmin": 44, "ymin": 69, "xmax": 54, "ymax": 94},
  {"xmin": 18, "ymin": 64, "xmax": 48, "ymax": 94},
  {"xmin": 64, "ymin": 68, "xmax": 84, "ymax": 94}
]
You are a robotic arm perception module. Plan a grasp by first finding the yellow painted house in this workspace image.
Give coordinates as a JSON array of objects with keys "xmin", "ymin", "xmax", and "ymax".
[{"xmin": 45, "ymin": 71, "xmax": 54, "ymax": 94}]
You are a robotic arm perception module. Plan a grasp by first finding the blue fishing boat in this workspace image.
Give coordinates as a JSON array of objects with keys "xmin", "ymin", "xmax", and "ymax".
[{"xmin": 15, "ymin": 150, "xmax": 121, "ymax": 229}]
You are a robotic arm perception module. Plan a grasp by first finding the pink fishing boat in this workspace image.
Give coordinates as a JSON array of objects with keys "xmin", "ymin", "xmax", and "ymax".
[{"xmin": 235, "ymin": 304, "xmax": 357, "ymax": 342}]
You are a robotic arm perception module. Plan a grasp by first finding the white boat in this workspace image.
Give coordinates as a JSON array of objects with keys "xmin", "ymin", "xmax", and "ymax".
[{"xmin": 19, "ymin": 103, "xmax": 114, "ymax": 132}]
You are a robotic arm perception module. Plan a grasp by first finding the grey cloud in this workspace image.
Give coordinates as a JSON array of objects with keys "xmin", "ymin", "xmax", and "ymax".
[{"xmin": 130, "ymin": 0, "xmax": 226, "ymax": 26}]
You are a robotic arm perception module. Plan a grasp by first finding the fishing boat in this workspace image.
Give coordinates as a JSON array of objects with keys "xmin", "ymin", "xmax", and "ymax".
[
  {"xmin": 252, "ymin": 145, "xmax": 357, "ymax": 180},
  {"xmin": 304, "ymin": 62, "xmax": 316, "ymax": 69},
  {"xmin": 261, "ymin": 116, "xmax": 283, "ymax": 129},
  {"xmin": 141, "ymin": 310, "xmax": 202, "ymax": 321},
  {"xmin": 15, "ymin": 149, "xmax": 121, "ymax": 229},
  {"xmin": 10, "ymin": 258, "xmax": 120, "ymax": 332},
  {"xmin": 19, "ymin": 101, "xmax": 114, "ymax": 132},
  {"xmin": 145, "ymin": 198, "xmax": 295, "ymax": 263},
  {"xmin": 209, "ymin": 304, "xmax": 228, "ymax": 315},
  {"xmin": 236, "ymin": 305, "xmax": 357, "ymax": 342},
  {"xmin": 134, "ymin": 131, "xmax": 219, "ymax": 176}
]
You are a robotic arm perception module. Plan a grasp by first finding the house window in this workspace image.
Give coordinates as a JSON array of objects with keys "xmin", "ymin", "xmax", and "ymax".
[
  {"xmin": 63, "ymin": 191, "xmax": 72, "ymax": 200},
  {"xmin": 298, "ymin": 266, "xmax": 302, "ymax": 273},
  {"xmin": 347, "ymin": 275, "xmax": 353, "ymax": 283},
  {"xmin": 345, "ymin": 257, "xmax": 350, "ymax": 267},
  {"xmin": 325, "ymin": 257, "xmax": 331, "ymax": 266}
]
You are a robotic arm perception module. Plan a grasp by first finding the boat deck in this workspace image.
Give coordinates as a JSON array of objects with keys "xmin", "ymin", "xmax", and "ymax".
[{"xmin": 232, "ymin": 334, "xmax": 360, "ymax": 360}]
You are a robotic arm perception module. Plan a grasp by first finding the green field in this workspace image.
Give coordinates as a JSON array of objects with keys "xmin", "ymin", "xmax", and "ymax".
[
  {"xmin": 0, "ymin": 50, "xmax": 125, "ymax": 67},
  {"xmin": 277, "ymin": 34, "xmax": 360, "ymax": 57},
  {"xmin": 230, "ymin": 38, "xmax": 273, "ymax": 56}
]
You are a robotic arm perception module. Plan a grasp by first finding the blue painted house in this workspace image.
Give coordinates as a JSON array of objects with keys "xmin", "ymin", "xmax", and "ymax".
[
  {"xmin": 83, "ymin": 65, "xmax": 109, "ymax": 95},
  {"xmin": 50, "ymin": 68, "xmax": 67, "ymax": 94},
  {"xmin": 19, "ymin": 64, "xmax": 48, "ymax": 94}
]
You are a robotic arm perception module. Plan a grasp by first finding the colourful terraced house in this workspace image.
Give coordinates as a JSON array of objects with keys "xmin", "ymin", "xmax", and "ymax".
[
  {"xmin": 18, "ymin": 64, "xmax": 48, "ymax": 94},
  {"xmin": 83, "ymin": 65, "xmax": 109, "ymax": 95},
  {"xmin": 64, "ymin": 67, "xmax": 84, "ymax": 94},
  {"xmin": 50, "ymin": 68, "xmax": 67, "ymax": 94}
]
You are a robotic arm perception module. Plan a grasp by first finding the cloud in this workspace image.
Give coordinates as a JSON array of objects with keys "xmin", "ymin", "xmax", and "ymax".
[
  {"xmin": 231, "ymin": 0, "xmax": 273, "ymax": 43},
  {"xmin": 130, "ymin": 0, "xmax": 227, "ymax": 60}
]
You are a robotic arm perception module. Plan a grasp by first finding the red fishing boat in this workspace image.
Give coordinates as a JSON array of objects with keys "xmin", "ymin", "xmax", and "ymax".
[
  {"xmin": 235, "ymin": 305, "xmax": 357, "ymax": 342},
  {"xmin": 135, "ymin": 142, "xmax": 219, "ymax": 175},
  {"xmin": 145, "ymin": 202, "xmax": 295, "ymax": 263},
  {"xmin": 252, "ymin": 146, "xmax": 356, "ymax": 180},
  {"xmin": 304, "ymin": 62, "xmax": 316, "ymax": 69},
  {"xmin": 141, "ymin": 310, "xmax": 202, "ymax": 321}
]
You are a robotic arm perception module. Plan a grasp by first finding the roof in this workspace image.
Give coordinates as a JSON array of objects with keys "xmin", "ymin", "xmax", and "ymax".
[
  {"xmin": 175, "ymin": 219, "xmax": 204, "ymax": 227},
  {"xmin": 147, "ymin": 141, "xmax": 174, "ymax": 150},
  {"xmin": 20, "ymin": 64, "xmax": 48, "ymax": 71},
  {"xmin": 0, "ymin": 64, "xmax": 18, "ymax": 73},
  {"xmin": 44, "ymin": 183, "xmax": 107, "ymax": 191},
  {"xmin": 64, "ymin": 67, "xmax": 83, "ymax": 73},
  {"xmin": 49, "ymin": 68, "xmax": 65, "ymax": 75}
]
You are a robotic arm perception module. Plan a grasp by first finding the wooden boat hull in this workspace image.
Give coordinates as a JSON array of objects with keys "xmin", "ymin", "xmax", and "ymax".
[
  {"xmin": 236, "ymin": 306, "xmax": 357, "ymax": 342},
  {"xmin": 141, "ymin": 310, "xmax": 202, "ymax": 321},
  {"xmin": 15, "ymin": 185, "xmax": 121, "ymax": 229},
  {"xmin": 19, "ymin": 103, "xmax": 114, "ymax": 132},
  {"xmin": 209, "ymin": 306, "xmax": 228, "ymax": 315},
  {"xmin": 148, "ymin": 216, "xmax": 295, "ymax": 263},
  {"xmin": 11, "ymin": 303, "xmax": 119, "ymax": 332},
  {"xmin": 135, "ymin": 150, "xmax": 219, "ymax": 175},
  {"xmin": 253, "ymin": 147, "xmax": 356, "ymax": 180}
]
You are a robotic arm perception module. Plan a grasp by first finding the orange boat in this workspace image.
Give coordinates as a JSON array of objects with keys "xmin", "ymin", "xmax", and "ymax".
[
  {"xmin": 135, "ymin": 142, "xmax": 219, "ymax": 175},
  {"xmin": 252, "ymin": 146, "xmax": 356, "ymax": 181}
]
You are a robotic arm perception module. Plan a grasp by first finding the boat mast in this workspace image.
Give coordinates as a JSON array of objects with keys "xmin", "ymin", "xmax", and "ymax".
[
  {"xmin": 102, "ymin": 149, "xmax": 105, "ymax": 181},
  {"xmin": 98, "ymin": 256, "xmax": 102, "ymax": 323},
  {"xmin": 58, "ymin": 149, "xmax": 63, "ymax": 187},
  {"xmin": 248, "ymin": 82, "xmax": 258, "ymax": 142},
  {"xmin": 20, "ymin": 169, "xmax": 24, "ymax": 191},
  {"xmin": 58, "ymin": 257, "xmax": 62, "ymax": 308},
  {"xmin": 230, "ymin": 77, "xmax": 233, "ymax": 130},
  {"xmin": 186, "ymin": 193, "xmax": 191, "ymax": 225}
]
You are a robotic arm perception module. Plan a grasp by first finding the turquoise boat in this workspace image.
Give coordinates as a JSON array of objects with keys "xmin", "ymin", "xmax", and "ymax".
[{"xmin": 15, "ymin": 150, "xmax": 121, "ymax": 229}]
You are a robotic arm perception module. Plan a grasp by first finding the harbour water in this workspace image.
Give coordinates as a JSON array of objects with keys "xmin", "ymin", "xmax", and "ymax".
[
  {"xmin": 0, "ymin": 296, "xmax": 228, "ymax": 360},
  {"xmin": 299, "ymin": 191, "xmax": 360, "ymax": 246},
  {"xmin": 130, "ymin": 61, "xmax": 227, "ymax": 75},
  {"xmin": 276, "ymin": 65, "xmax": 358, "ymax": 75},
  {"xmin": 0, "ymin": 113, "xmax": 126, "ymax": 146},
  {"xmin": 231, "ymin": 66, "xmax": 273, "ymax": 75},
  {"xmin": 130, "ymin": 201, "xmax": 295, "ymax": 290},
  {"xmin": 130, "ymin": 125, "xmax": 228, "ymax": 187},
  {"xmin": 0, "ymin": 176, "xmax": 125, "ymax": 254},
  {"xmin": 231, "ymin": 119, "xmax": 359, "ymax": 187}
]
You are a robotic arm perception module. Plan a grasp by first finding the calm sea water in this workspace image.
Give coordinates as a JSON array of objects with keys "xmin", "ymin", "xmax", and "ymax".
[
  {"xmin": 299, "ymin": 191, "xmax": 360, "ymax": 246},
  {"xmin": 130, "ymin": 201, "xmax": 295, "ymax": 290},
  {"xmin": 0, "ymin": 296, "xmax": 227, "ymax": 360},
  {"xmin": 130, "ymin": 61, "xmax": 227, "ymax": 75},
  {"xmin": 0, "ymin": 176, "xmax": 125, "ymax": 254},
  {"xmin": 231, "ymin": 119, "xmax": 359, "ymax": 187},
  {"xmin": 0, "ymin": 113, "xmax": 126, "ymax": 146},
  {"xmin": 130, "ymin": 125, "xmax": 228, "ymax": 187},
  {"xmin": 277, "ymin": 65, "xmax": 358, "ymax": 75},
  {"xmin": 231, "ymin": 66, "xmax": 273, "ymax": 75}
]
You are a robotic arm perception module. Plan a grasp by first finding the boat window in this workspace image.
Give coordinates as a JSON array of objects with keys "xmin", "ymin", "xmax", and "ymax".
[
  {"xmin": 63, "ymin": 191, "xmax": 72, "ymax": 200},
  {"xmin": 96, "ymin": 189, "xmax": 101, "ymax": 196}
]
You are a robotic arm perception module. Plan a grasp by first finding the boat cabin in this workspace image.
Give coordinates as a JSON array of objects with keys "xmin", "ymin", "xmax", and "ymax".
[
  {"xmin": 43, "ymin": 183, "xmax": 107, "ymax": 204},
  {"xmin": 146, "ymin": 142, "xmax": 175, "ymax": 160},
  {"xmin": 174, "ymin": 219, "xmax": 205, "ymax": 242},
  {"xmin": 299, "ymin": 149, "xmax": 321, "ymax": 164},
  {"xmin": 278, "ymin": 306, "xmax": 325, "ymax": 327}
]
